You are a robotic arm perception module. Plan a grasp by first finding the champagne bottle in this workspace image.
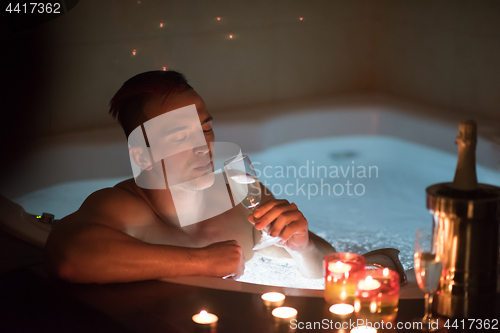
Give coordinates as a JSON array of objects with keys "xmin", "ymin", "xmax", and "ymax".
[
  {"xmin": 451, "ymin": 119, "xmax": 478, "ymax": 191},
  {"xmin": 428, "ymin": 119, "xmax": 500, "ymax": 319}
]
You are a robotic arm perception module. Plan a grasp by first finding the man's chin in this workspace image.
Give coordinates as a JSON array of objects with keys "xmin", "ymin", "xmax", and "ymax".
[{"xmin": 175, "ymin": 172, "xmax": 215, "ymax": 191}]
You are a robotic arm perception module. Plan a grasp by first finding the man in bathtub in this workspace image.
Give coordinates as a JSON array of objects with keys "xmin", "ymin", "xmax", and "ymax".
[{"xmin": 43, "ymin": 71, "xmax": 403, "ymax": 283}]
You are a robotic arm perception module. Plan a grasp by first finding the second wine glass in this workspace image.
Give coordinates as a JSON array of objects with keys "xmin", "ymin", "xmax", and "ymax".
[
  {"xmin": 413, "ymin": 227, "xmax": 444, "ymax": 331},
  {"xmin": 224, "ymin": 154, "xmax": 281, "ymax": 250}
]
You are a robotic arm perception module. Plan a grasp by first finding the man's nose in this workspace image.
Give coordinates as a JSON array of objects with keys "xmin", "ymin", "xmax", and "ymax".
[{"xmin": 193, "ymin": 144, "xmax": 209, "ymax": 155}]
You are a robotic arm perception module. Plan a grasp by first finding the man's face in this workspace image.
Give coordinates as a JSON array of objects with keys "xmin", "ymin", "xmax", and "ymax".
[{"xmin": 142, "ymin": 89, "xmax": 215, "ymax": 190}]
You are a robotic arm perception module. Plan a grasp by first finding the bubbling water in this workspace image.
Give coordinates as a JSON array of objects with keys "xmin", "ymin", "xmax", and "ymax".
[{"xmin": 12, "ymin": 136, "xmax": 500, "ymax": 289}]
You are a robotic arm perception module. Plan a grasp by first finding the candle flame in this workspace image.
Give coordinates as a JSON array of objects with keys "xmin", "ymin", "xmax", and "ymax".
[
  {"xmin": 365, "ymin": 275, "xmax": 373, "ymax": 284},
  {"xmin": 351, "ymin": 326, "xmax": 378, "ymax": 332},
  {"xmin": 335, "ymin": 261, "xmax": 342, "ymax": 268},
  {"xmin": 192, "ymin": 310, "xmax": 218, "ymax": 325},
  {"xmin": 354, "ymin": 300, "xmax": 360, "ymax": 312},
  {"xmin": 272, "ymin": 306, "xmax": 297, "ymax": 319},
  {"xmin": 261, "ymin": 292, "xmax": 285, "ymax": 302},
  {"xmin": 383, "ymin": 268, "xmax": 389, "ymax": 276},
  {"xmin": 329, "ymin": 303, "xmax": 354, "ymax": 315}
]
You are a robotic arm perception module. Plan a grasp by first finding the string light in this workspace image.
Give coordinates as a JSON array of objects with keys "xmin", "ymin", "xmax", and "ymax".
[
  {"xmin": 299, "ymin": 17, "xmax": 303, "ymax": 21},
  {"xmin": 229, "ymin": 34, "xmax": 233, "ymax": 39},
  {"xmin": 160, "ymin": 23, "xmax": 163, "ymax": 28},
  {"xmin": 132, "ymin": 49, "xmax": 136, "ymax": 56},
  {"xmin": 163, "ymin": 67, "xmax": 166, "ymax": 71},
  {"xmin": 217, "ymin": 17, "xmax": 220, "ymax": 21}
]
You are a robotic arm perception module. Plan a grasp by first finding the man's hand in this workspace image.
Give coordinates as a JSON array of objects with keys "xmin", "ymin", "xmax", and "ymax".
[
  {"xmin": 200, "ymin": 240, "xmax": 245, "ymax": 279},
  {"xmin": 248, "ymin": 199, "xmax": 309, "ymax": 252}
]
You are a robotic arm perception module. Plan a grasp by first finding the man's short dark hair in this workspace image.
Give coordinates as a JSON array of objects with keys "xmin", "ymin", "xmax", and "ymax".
[{"xmin": 109, "ymin": 70, "xmax": 193, "ymax": 138}]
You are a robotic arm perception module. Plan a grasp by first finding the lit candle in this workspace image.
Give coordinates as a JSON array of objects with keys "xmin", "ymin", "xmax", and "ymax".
[
  {"xmin": 324, "ymin": 253, "xmax": 366, "ymax": 306},
  {"xmin": 261, "ymin": 292, "xmax": 285, "ymax": 308},
  {"xmin": 351, "ymin": 326, "xmax": 377, "ymax": 332},
  {"xmin": 357, "ymin": 276, "xmax": 381, "ymax": 291},
  {"xmin": 329, "ymin": 303, "xmax": 354, "ymax": 316},
  {"xmin": 353, "ymin": 268, "xmax": 400, "ymax": 323},
  {"xmin": 192, "ymin": 310, "xmax": 218, "ymax": 330},
  {"xmin": 272, "ymin": 306, "xmax": 297, "ymax": 325},
  {"xmin": 328, "ymin": 261, "xmax": 352, "ymax": 274}
]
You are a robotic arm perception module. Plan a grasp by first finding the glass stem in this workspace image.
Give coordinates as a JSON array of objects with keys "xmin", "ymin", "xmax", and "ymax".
[{"xmin": 424, "ymin": 292, "xmax": 433, "ymax": 322}]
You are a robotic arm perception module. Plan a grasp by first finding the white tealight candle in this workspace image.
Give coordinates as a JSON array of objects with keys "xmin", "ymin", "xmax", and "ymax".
[
  {"xmin": 272, "ymin": 306, "xmax": 298, "ymax": 322},
  {"xmin": 329, "ymin": 303, "xmax": 354, "ymax": 316},
  {"xmin": 357, "ymin": 275, "xmax": 381, "ymax": 291},
  {"xmin": 351, "ymin": 326, "xmax": 377, "ymax": 332},
  {"xmin": 192, "ymin": 310, "xmax": 218, "ymax": 328},
  {"xmin": 328, "ymin": 261, "xmax": 352, "ymax": 274},
  {"xmin": 261, "ymin": 292, "xmax": 286, "ymax": 307}
]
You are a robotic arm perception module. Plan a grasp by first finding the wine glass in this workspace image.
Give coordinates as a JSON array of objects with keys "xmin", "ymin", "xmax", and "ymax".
[
  {"xmin": 224, "ymin": 154, "xmax": 281, "ymax": 250},
  {"xmin": 413, "ymin": 227, "xmax": 444, "ymax": 331}
]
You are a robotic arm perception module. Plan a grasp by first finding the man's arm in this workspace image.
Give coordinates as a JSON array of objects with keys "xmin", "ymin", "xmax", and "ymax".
[
  {"xmin": 249, "ymin": 184, "xmax": 335, "ymax": 278},
  {"xmin": 44, "ymin": 188, "xmax": 244, "ymax": 283}
]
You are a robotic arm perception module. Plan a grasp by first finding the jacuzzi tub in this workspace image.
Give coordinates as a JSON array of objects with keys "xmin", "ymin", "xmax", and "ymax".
[{"xmin": 2, "ymin": 97, "xmax": 500, "ymax": 299}]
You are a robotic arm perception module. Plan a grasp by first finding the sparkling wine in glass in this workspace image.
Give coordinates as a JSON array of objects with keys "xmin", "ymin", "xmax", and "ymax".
[
  {"xmin": 413, "ymin": 227, "xmax": 444, "ymax": 331},
  {"xmin": 224, "ymin": 154, "xmax": 281, "ymax": 250}
]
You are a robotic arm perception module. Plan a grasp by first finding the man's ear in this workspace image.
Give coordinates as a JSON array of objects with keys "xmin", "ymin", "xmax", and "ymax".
[{"xmin": 129, "ymin": 146, "xmax": 153, "ymax": 171}]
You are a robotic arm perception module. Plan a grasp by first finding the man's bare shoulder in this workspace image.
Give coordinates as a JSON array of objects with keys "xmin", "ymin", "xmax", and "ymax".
[{"xmin": 70, "ymin": 179, "xmax": 155, "ymax": 230}]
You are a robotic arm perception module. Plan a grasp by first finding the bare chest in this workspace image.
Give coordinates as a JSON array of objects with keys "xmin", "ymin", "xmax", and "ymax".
[{"xmin": 130, "ymin": 204, "xmax": 256, "ymax": 261}]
